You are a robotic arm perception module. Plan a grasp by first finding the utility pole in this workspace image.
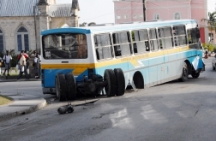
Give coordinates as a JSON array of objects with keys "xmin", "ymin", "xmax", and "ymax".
[{"xmin": 142, "ymin": 0, "xmax": 146, "ymax": 21}]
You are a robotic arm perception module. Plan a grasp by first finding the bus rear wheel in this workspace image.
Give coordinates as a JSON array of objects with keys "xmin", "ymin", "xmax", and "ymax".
[
  {"xmin": 114, "ymin": 68, "xmax": 125, "ymax": 96},
  {"xmin": 104, "ymin": 69, "xmax": 116, "ymax": 97},
  {"xmin": 65, "ymin": 73, "xmax": 77, "ymax": 100},
  {"xmin": 180, "ymin": 62, "xmax": 188, "ymax": 82},
  {"xmin": 56, "ymin": 74, "xmax": 67, "ymax": 101}
]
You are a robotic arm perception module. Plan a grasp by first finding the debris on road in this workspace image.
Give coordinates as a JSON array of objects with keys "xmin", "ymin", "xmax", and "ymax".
[{"xmin": 57, "ymin": 99, "xmax": 99, "ymax": 115}]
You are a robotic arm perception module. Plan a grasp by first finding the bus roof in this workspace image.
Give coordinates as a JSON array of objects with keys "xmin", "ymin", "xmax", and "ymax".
[{"xmin": 41, "ymin": 19, "xmax": 197, "ymax": 36}]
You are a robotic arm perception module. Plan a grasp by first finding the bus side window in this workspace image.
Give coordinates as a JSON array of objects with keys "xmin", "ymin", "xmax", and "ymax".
[
  {"xmin": 145, "ymin": 41, "xmax": 150, "ymax": 51},
  {"xmin": 94, "ymin": 33, "xmax": 113, "ymax": 60},
  {"xmin": 173, "ymin": 25, "xmax": 187, "ymax": 47},
  {"xmin": 158, "ymin": 26, "xmax": 173, "ymax": 49},
  {"xmin": 132, "ymin": 29, "xmax": 149, "ymax": 54},
  {"xmin": 112, "ymin": 31, "xmax": 131, "ymax": 57},
  {"xmin": 114, "ymin": 45, "xmax": 122, "ymax": 56},
  {"xmin": 149, "ymin": 28, "xmax": 159, "ymax": 51}
]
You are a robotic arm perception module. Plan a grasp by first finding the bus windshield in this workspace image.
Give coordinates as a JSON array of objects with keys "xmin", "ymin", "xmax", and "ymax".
[{"xmin": 42, "ymin": 33, "xmax": 87, "ymax": 59}]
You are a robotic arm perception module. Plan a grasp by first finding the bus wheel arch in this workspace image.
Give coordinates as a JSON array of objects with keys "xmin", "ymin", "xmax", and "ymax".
[{"xmin": 133, "ymin": 71, "xmax": 144, "ymax": 89}]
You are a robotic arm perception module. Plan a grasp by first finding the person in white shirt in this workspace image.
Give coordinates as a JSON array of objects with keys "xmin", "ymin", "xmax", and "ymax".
[
  {"xmin": 33, "ymin": 53, "xmax": 40, "ymax": 78},
  {"xmin": 17, "ymin": 50, "xmax": 28, "ymax": 79},
  {"xmin": 3, "ymin": 50, "xmax": 12, "ymax": 77}
]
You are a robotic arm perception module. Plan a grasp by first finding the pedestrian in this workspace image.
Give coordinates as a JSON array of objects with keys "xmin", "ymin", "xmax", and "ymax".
[
  {"xmin": 204, "ymin": 50, "xmax": 208, "ymax": 59},
  {"xmin": 33, "ymin": 53, "xmax": 40, "ymax": 78},
  {"xmin": 3, "ymin": 50, "xmax": 12, "ymax": 77},
  {"xmin": 17, "ymin": 50, "xmax": 28, "ymax": 79},
  {"xmin": 24, "ymin": 50, "xmax": 30, "ymax": 74}
]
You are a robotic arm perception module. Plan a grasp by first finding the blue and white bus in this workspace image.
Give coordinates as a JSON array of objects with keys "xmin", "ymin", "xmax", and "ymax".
[{"xmin": 40, "ymin": 19, "xmax": 205, "ymax": 101}]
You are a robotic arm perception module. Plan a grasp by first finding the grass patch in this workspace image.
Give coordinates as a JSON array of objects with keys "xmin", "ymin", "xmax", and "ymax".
[{"xmin": 0, "ymin": 95, "xmax": 13, "ymax": 105}]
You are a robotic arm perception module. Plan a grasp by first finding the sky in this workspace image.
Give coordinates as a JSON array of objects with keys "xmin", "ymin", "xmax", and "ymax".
[
  {"xmin": 208, "ymin": 0, "xmax": 216, "ymax": 12},
  {"xmin": 56, "ymin": 0, "xmax": 216, "ymax": 24},
  {"xmin": 56, "ymin": 0, "xmax": 115, "ymax": 24}
]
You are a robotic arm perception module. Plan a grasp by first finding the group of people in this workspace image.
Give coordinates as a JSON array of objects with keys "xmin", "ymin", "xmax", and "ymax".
[
  {"xmin": 0, "ymin": 50, "xmax": 12, "ymax": 77},
  {"xmin": 0, "ymin": 50, "xmax": 40, "ymax": 79}
]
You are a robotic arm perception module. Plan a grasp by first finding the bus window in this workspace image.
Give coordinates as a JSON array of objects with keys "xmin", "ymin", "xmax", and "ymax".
[
  {"xmin": 42, "ymin": 34, "xmax": 87, "ymax": 59},
  {"xmin": 94, "ymin": 33, "xmax": 113, "ymax": 60},
  {"xmin": 112, "ymin": 31, "xmax": 132, "ymax": 57},
  {"xmin": 158, "ymin": 27, "xmax": 173, "ymax": 49},
  {"xmin": 149, "ymin": 28, "xmax": 159, "ymax": 51},
  {"xmin": 173, "ymin": 25, "xmax": 187, "ymax": 47},
  {"xmin": 187, "ymin": 28, "xmax": 199, "ymax": 44},
  {"xmin": 132, "ymin": 29, "xmax": 149, "ymax": 54}
]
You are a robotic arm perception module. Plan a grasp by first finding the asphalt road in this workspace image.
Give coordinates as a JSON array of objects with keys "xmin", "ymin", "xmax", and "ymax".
[{"xmin": 0, "ymin": 57, "xmax": 216, "ymax": 141}]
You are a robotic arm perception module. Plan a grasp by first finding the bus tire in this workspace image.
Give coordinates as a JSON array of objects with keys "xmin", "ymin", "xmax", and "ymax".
[
  {"xmin": 191, "ymin": 71, "xmax": 200, "ymax": 78},
  {"xmin": 180, "ymin": 62, "xmax": 188, "ymax": 82},
  {"xmin": 114, "ymin": 68, "xmax": 125, "ymax": 96},
  {"xmin": 56, "ymin": 74, "xmax": 67, "ymax": 101},
  {"xmin": 104, "ymin": 69, "xmax": 116, "ymax": 97},
  {"xmin": 65, "ymin": 73, "xmax": 77, "ymax": 101}
]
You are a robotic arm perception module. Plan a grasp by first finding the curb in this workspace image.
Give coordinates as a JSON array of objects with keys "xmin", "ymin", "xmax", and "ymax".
[
  {"xmin": 0, "ymin": 98, "xmax": 47, "ymax": 122},
  {"xmin": 0, "ymin": 78, "xmax": 41, "ymax": 82}
]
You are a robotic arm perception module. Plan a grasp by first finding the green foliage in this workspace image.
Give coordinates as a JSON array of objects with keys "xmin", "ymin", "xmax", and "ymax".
[
  {"xmin": 202, "ymin": 43, "xmax": 216, "ymax": 52},
  {"xmin": 202, "ymin": 11, "xmax": 216, "ymax": 32}
]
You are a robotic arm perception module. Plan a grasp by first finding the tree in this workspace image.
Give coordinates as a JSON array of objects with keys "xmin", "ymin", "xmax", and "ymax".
[
  {"xmin": 79, "ymin": 22, "xmax": 97, "ymax": 27},
  {"xmin": 202, "ymin": 11, "xmax": 216, "ymax": 42},
  {"xmin": 79, "ymin": 22, "xmax": 87, "ymax": 27},
  {"xmin": 88, "ymin": 22, "xmax": 96, "ymax": 26}
]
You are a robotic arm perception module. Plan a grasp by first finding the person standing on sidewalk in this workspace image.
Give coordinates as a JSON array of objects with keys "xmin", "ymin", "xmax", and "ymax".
[
  {"xmin": 3, "ymin": 50, "xmax": 12, "ymax": 78},
  {"xmin": 33, "ymin": 52, "xmax": 40, "ymax": 78},
  {"xmin": 17, "ymin": 50, "xmax": 28, "ymax": 79}
]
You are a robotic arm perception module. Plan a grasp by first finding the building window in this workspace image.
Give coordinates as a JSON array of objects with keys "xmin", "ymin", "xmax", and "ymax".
[
  {"xmin": 154, "ymin": 14, "xmax": 160, "ymax": 20},
  {"xmin": 174, "ymin": 12, "xmax": 181, "ymax": 20},
  {"xmin": 17, "ymin": 27, "xmax": 29, "ymax": 52},
  {"xmin": 116, "ymin": 16, "xmax": 121, "ymax": 19},
  {"xmin": 0, "ymin": 29, "xmax": 4, "ymax": 53}
]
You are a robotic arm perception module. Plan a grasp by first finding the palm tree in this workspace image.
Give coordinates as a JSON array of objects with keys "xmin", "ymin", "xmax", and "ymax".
[
  {"xmin": 79, "ymin": 22, "xmax": 87, "ymax": 27},
  {"xmin": 202, "ymin": 11, "xmax": 216, "ymax": 42},
  {"xmin": 88, "ymin": 22, "xmax": 96, "ymax": 26}
]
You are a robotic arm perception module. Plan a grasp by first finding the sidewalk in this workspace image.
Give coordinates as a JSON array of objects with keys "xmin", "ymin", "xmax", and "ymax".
[{"xmin": 0, "ymin": 75, "xmax": 47, "ymax": 122}]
